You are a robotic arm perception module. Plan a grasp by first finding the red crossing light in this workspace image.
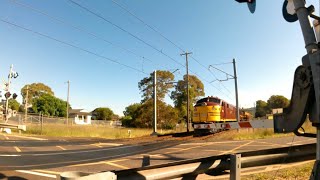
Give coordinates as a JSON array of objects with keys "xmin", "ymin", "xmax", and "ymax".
[{"xmin": 5, "ymin": 92, "xmax": 11, "ymax": 99}]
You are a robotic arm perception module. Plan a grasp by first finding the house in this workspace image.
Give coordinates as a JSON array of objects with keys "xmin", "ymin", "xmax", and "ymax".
[{"xmin": 69, "ymin": 109, "xmax": 92, "ymax": 125}]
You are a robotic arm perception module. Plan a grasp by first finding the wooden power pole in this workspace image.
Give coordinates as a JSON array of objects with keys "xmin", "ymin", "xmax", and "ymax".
[{"xmin": 181, "ymin": 51, "xmax": 192, "ymax": 132}]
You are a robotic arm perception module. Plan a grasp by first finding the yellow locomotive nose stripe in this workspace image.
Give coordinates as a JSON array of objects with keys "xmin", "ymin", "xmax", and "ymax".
[{"xmin": 193, "ymin": 105, "xmax": 221, "ymax": 122}]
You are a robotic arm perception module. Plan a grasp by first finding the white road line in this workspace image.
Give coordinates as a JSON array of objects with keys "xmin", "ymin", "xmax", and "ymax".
[
  {"xmin": 14, "ymin": 146, "xmax": 22, "ymax": 152},
  {"xmin": 165, "ymin": 147, "xmax": 183, "ymax": 150},
  {"xmin": 179, "ymin": 140, "xmax": 250, "ymax": 146},
  {"xmin": 56, "ymin": 146, "xmax": 66, "ymax": 150},
  {"xmin": 218, "ymin": 141, "xmax": 254, "ymax": 155},
  {"xmin": 105, "ymin": 162, "xmax": 129, "ymax": 169},
  {"xmin": 3, "ymin": 135, "xmax": 9, "ymax": 140},
  {"xmin": 16, "ymin": 170, "xmax": 56, "ymax": 178},
  {"xmin": 5, "ymin": 135, "xmax": 47, "ymax": 141},
  {"xmin": 90, "ymin": 143, "xmax": 123, "ymax": 147},
  {"xmin": 179, "ymin": 142, "xmax": 214, "ymax": 146},
  {"xmin": 0, "ymin": 154, "xmax": 21, "ymax": 157},
  {"xmin": 98, "ymin": 143, "xmax": 123, "ymax": 146},
  {"xmin": 0, "ymin": 145, "xmax": 165, "ymax": 169},
  {"xmin": 0, "ymin": 144, "xmax": 132, "ymax": 157},
  {"xmin": 91, "ymin": 144, "xmax": 102, "ymax": 148}
]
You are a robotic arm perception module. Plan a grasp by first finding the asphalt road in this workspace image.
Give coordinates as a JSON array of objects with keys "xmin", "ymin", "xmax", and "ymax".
[{"xmin": 0, "ymin": 133, "xmax": 316, "ymax": 179}]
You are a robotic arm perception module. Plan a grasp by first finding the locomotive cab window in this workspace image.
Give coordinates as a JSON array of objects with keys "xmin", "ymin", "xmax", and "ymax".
[
  {"xmin": 209, "ymin": 98, "xmax": 220, "ymax": 103},
  {"xmin": 196, "ymin": 98, "xmax": 208, "ymax": 104}
]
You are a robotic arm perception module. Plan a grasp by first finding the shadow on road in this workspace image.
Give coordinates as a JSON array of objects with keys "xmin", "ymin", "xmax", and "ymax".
[{"xmin": 0, "ymin": 173, "xmax": 27, "ymax": 180}]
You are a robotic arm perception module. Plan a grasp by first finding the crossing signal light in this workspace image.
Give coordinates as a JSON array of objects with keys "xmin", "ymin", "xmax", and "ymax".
[
  {"xmin": 282, "ymin": 0, "xmax": 298, "ymax": 22},
  {"xmin": 5, "ymin": 92, "xmax": 11, "ymax": 99},
  {"xmin": 12, "ymin": 93, "xmax": 18, "ymax": 99},
  {"xmin": 235, "ymin": 0, "xmax": 256, "ymax": 14}
]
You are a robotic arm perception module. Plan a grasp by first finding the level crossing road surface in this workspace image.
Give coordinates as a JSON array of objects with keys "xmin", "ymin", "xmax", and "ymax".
[{"xmin": 0, "ymin": 133, "xmax": 316, "ymax": 179}]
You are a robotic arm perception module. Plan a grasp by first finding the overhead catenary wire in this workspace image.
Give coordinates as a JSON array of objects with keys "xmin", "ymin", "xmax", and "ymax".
[
  {"xmin": 209, "ymin": 62, "xmax": 233, "ymax": 66},
  {"xmin": 67, "ymin": 0, "xmax": 230, "ymax": 100},
  {"xmin": 8, "ymin": 0, "xmax": 171, "ymax": 71},
  {"xmin": 111, "ymin": 0, "xmax": 185, "ymax": 53},
  {"xmin": 0, "ymin": 18, "xmax": 148, "ymax": 75},
  {"xmin": 67, "ymin": 0, "xmax": 185, "ymax": 68},
  {"xmin": 110, "ymin": 0, "xmax": 232, "ymax": 99},
  {"xmin": 191, "ymin": 71, "xmax": 234, "ymax": 102},
  {"xmin": 191, "ymin": 56, "xmax": 234, "ymax": 96}
]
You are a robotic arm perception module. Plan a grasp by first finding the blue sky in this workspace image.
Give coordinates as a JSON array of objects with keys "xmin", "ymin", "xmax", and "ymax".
[{"xmin": 0, "ymin": 0, "xmax": 319, "ymax": 115}]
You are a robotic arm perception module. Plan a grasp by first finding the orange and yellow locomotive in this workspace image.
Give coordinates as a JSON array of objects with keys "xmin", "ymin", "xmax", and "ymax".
[
  {"xmin": 193, "ymin": 96, "xmax": 238, "ymax": 122},
  {"xmin": 193, "ymin": 96, "xmax": 251, "ymax": 133}
]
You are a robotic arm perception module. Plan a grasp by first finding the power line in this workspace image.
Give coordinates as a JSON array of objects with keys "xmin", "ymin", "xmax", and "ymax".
[
  {"xmin": 209, "ymin": 62, "xmax": 233, "ymax": 66},
  {"xmin": 67, "ymin": 0, "xmax": 185, "ymax": 68},
  {"xmin": 8, "ymin": 0, "xmax": 171, "ymax": 71},
  {"xmin": 67, "ymin": 0, "xmax": 226, "ymax": 99},
  {"xmin": 191, "ymin": 71, "xmax": 234, "ymax": 102},
  {"xmin": 0, "ymin": 18, "xmax": 148, "ymax": 75},
  {"xmin": 111, "ymin": 0, "xmax": 185, "ymax": 52},
  {"xmin": 18, "ymin": 0, "xmax": 231, "ymax": 100},
  {"xmin": 109, "ymin": 0, "xmax": 232, "ymax": 100},
  {"xmin": 190, "ymin": 56, "xmax": 234, "ymax": 98}
]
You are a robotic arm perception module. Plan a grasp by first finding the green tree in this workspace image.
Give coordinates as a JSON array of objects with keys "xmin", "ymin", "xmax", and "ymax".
[
  {"xmin": 19, "ymin": 105, "xmax": 25, "ymax": 113},
  {"xmin": 8, "ymin": 99, "xmax": 20, "ymax": 111},
  {"xmin": 134, "ymin": 99, "xmax": 178, "ymax": 129},
  {"xmin": 138, "ymin": 70, "xmax": 174, "ymax": 102},
  {"xmin": 21, "ymin": 83, "xmax": 54, "ymax": 104},
  {"xmin": 255, "ymin": 100, "xmax": 269, "ymax": 118},
  {"xmin": 92, "ymin": 107, "xmax": 114, "ymax": 120},
  {"xmin": 121, "ymin": 101, "xmax": 179, "ymax": 129},
  {"xmin": 171, "ymin": 75, "xmax": 205, "ymax": 118},
  {"xmin": 32, "ymin": 94, "xmax": 69, "ymax": 117},
  {"xmin": 123, "ymin": 103, "xmax": 141, "ymax": 119},
  {"xmin": 121, "ymin": 103, "xmax": 142, "ymax": 126},
  {"xmin": 267, "ymin": 95, "xmax": 290, "ymax": 109}
]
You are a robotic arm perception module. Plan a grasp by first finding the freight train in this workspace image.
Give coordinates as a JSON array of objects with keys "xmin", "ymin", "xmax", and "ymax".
[{"xmin": 192, "ymin": 96, "xmax": 251, "ymax": 134}]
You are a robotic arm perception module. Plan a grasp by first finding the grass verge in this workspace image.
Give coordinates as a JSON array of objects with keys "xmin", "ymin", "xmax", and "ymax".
[
  {"xmin": 20, "ymin": 119, "xmax": 317, "ymax": 140},
  {"xmin": 23, "ymin": 124, "xmax": 179, "ymax": 139},
  {"xmin": 242, "ymin": 161, "xmax": 314, "ymax": 180}
]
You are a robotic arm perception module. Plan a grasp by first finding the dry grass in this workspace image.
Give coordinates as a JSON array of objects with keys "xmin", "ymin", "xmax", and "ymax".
[
  {"xmin": 24, "ymin": 124, "xmax": 179, "ymax": 139},
  {"xmin": 221, "ymin": 119, "xmax": 316, "ymax": 141},
  {"xmin": 243, "ymin": 161, "xmax": 314, "ymax": 180},
  {"xmin": 210, "ymin": 128, "xmax": 293, "ymax": 141},
  {"xmin": 21, "ymin": 119, "xmax": 317, "ymax": 140}
]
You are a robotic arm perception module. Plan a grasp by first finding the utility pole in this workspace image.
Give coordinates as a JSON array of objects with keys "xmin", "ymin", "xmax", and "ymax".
[
  {"xmin": 5, "ymin": 64, "xmax": 13, "ymax": 123},
  {"xmin": 24, "ymin": 85, "xmax": 29, "ymax": 123},
  {"xmin": 66, "ymin": 80, "xmax": 70, "ymax": 126},
  {"xmin": 181, "ymin": 51, "xmax": 192, "ymax": 132},
  {"xmin": 209, "ymin": 59, "xmax": 240, "ymax": 122},
  {"xmin": 151, "ymin": 70, "xmax": 157, "ymax": 136},
  {"xmin": 233, "ymin": 59, "xmax": 240, "ymax": 122}
]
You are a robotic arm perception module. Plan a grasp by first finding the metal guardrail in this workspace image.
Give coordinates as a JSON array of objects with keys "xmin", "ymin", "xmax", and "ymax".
[
  {"xmin": 114, "ymin": 143, "xmax": 315, "ymax": 179},
  {"xmin": 0, "ymin": 123, "xmax": 26, "ymax": 131},
  {"xmin": 59, "ymin": 143, "xmax": 315, "ymax": 179}
]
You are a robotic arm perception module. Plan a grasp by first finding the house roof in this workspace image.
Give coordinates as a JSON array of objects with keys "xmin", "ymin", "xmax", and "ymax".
[{"xmin": 69, "ymin": 109, "xmax": 91, "ymax": 115}]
